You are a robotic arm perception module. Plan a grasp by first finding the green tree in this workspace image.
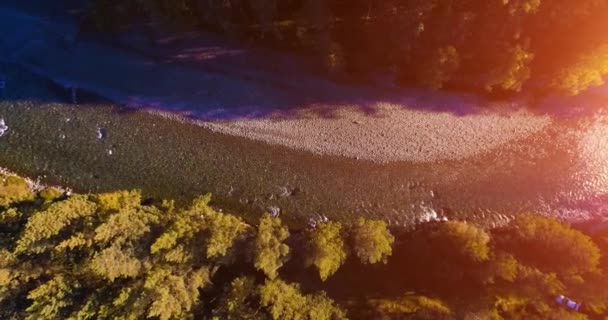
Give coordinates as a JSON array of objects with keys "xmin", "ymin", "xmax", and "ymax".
[
  {"xmin": 306, "ymin": 222, "xmax": 348, "ymax": 281},
  {"xmin": 89, "ymin": 245, "xmax": 142, "ymax": 282},
  {"xmin": 370, "ymin": 294, "xmax": 453, "ymax": 320},
  {"xmin": 259, "ymin": 279, "xmax": 346, "ymax": 320},
  {"xmin": 485, "ymin": 44, "xmax": 534, "ymax": 92},
  {"xmin": 0, "ymin": 175, "xmax": 34, "ymax": 208},
  {"xmin": 254, "ymin": 215, "xmax": 290, "ymax": 279},
  {"xmin": 212, "ymin": 276, "xmax": 262, "ymax": 320},
  {"xmin": 15, "ymin": 195, "xmax": 97, "ymax": 254},
  {"xmin": 95, "ymin": 190, "xmax": 142, "ymax": 212},
  {"xmin": 25, "ymin": 274, "xmax": 76, "ymax": 320},
  {"xmin": 504, "ymin": 215, "xmax": 601, "ymax": 277},
  {"xmin": 350, "ymin": 218, "xmax": 394, "ymax": 264},
  {"xmin": 144, "ymin": 267, "xmax": 211, "ymax": 320},
  {"xmin": 430, "ymin": 221, "xmax": 491, "ymax": 263},
  {"xmin": 418, "ymin": 46, "xmax": 460, "ymax": 90},
  {"xmin": 551, "ymin": 45, "xmax": 608, "ymax": 95},
  {"xmin": 203, "ymin": 209, "xmax": 250, "ymax": 260}
]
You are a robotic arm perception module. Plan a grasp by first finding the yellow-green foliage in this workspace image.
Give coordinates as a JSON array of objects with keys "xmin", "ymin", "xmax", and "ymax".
[
  {"xmin": 350, "ymin": 218, "xmax": 395, "ymax": 264},
  {"xmin": 15, "ymin": 195, "xmax": 97, "ymax": 254},
  {"xmin": 306, "ymin": 222, "xmax": 347, "ymax": 281},
  {"xmin": 552, "ymin": 45, "xmax": 608, "ymax": 95},
  {"xmin": 431, "ymin": 221, "xmax": 491, "ymax": 262},
  {"xmin": 254, "ymin": 215, "xmax": 290, "ymax": 279},
  {"xmin": 204, "ymin": 210, "xmax": 249, "ymax": 259},
  {"xmin": 509, "ymin": 215, "xmax": 600, "ymax": 276},
  {"xmin": 370, "ymin": 294, "xmax": 453, "ymax": 319},
  {"xmin": 259, "ymin": 279, "xmax": 346, "ymax": 320},
  {"xmin": 25, "ymin": 275, "xmax": 75, "ymax": 320},
  {"xmin": 94, "ymin": 206, "xmax": 160, "ymax": 246},
  {"xmin": 89, "ymin": 245, "xmax": 142, "ymax": 282},
  {"xmin": 259, "ymin": 279, "xmax": 308, "ymax": 320},
  {"xmin": 491, "ymin": 252, "xmax": 520, "ymax": 282},
  {"xmin": 0, "ymin": 175, "xmax": 34, "ymax": 207},
  {"xmin": 150, "ymin": 194, "xmax": 247, "ymax": 263},
  {"xmin": 95, "ymin": 190, "xmax": 142, "ymax": 212},
  {"xmin": 56, "ymin": 232, "xmax": 91, "ymax": 252},
  {"xmin": 144, "ymin": 267, "xmax": 210, "ymax": 320},
  {"xmin": 419, "ymin": 46, "xmax": 460, "ymax": 90},
  {"xmin": 39, "ymin": 187, "xmax": 63, "ymax": 203},
  {"xmin": 485, "ymin": 44, "xmax": 534, "ymax": 92},
  {"xmin": 212, "ymin": 277, "xmax": 260, "ymax": 320}
]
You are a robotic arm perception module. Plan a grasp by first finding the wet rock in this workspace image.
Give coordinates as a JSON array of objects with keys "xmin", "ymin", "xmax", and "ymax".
[
  {"xmin": 268, "ymin": 206, "xmax": 280, "ymax": 217},
  {"xmin": 0, "ymin": 118, "xmax": 8, "ymax": 137},
  {"xmin": 97, "ymin": 127, "xmax": 107, "ymax": 139}
]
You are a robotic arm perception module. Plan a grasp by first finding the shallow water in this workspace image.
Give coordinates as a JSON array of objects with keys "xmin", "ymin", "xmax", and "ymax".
[{"xmin": 2, "ymin": 62, "xmax": 608, "ymax": 228}]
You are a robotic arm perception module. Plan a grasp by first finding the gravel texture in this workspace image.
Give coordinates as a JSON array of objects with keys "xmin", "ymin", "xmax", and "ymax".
[{"xmin": 202, "ymin": 104, "xmax": 552, "ymax": 163}]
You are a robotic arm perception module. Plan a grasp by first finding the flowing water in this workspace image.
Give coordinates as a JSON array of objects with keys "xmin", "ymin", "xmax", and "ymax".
[{"xmin": 3, "ymin": 62, "xmax": 608, "ymax": 229}]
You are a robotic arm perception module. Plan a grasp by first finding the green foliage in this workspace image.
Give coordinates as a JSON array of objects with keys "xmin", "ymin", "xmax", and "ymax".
[
  {"xmin": 87, "ymin": 0, "xmax": 608, "ymax": 96},
  {"xmin": 0, "ymin": 175, "xmax": 34, "ymax": 208},
  {"xmin": 419, "ymin": 46, "xmax": 460, "ymax": 90},
  {"xmin": 144, "ymin": 267, "xmax": 210, "ymax": 320},
  {"xmin": 306, "ymin": 222, "xmax": 348, "ymax": 281},
  {"xmin": 505, "ymin": 215, "xmax": 601, "ymax": 276},
  {"xmin": 370, "ymin": 294, "xmax": 453, "ymax": 320},
  {"xmin": 254, "ymin": 215, "xmax": 290, "ymax": 279},
  {"xmin": 94, "ymin": 206, "xmax": 159, "ymax": 246},
  {"xmin": 212, "ymin": 277, "xmax": 262, "ymax": 320},
  {"xmin": 95, "ymin": 190, "xmax": 142, "ymax": 212},
  {"xmin": 259, "ymin": 279, "xmax": 346, "ymax": 320},
  {"xmin": 25, "ymin": 275, "xmax": 75, "ymax": 320},
  {"xmin": 430, "ymin": 221, "xmax": 491, "ymax": 262},
  {"xmin": 3, "ymin": 171, "xmax": 608, "ymax": 319},
  {"xmin": 350, "ymin": 218, "xmax": 394, "ymax": 264},
  {"xmin": 203, "ymin": 208, "xmax": 249, "ymax": 260},
  {"xmin": 551, "ymin": 45, "xmax": 608, "ymax": 95},
  {"xmin": 485, "ymin": 44, "xmax": 534, "ymax": 92},
  {"xmin": 15, "ymin": 195, "xmax": 97, "ymax": 254},
  {"xmin": 39, "ymin": 187, "xmax": 63, "ymax": 203},
  {"xmin": 89, "ymin": 245, "xmax": 142, "ymax": 282},
  {"xmin": 259, "ymin": 279, "xmax": 308, "ymax": 320}
]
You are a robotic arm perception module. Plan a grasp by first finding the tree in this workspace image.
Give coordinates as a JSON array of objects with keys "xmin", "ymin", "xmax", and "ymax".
[
  {"xmin": 254, "ymin": 215, "xmax": 290, "ymax": 279},
  {"xmin": 429, "ymin": 221, "xmax": 491, "ymax": 263},
  {"xmin": 551, "ymin": 45, "xmax": 608, "ymax": 95},
  {"xmin": 306, "ymin": 222, "xmax": 348, "ymax": 281},
  {"xmin": 15, "ymin": 195, "xmax": 97, "ymax": 254},
  {"xmin": 484, "ymin": 44, "xmax": 534, "ymax": 92},
  {"xmin": 203, "ymin": 209, "xmax": 250, "ymax": 260},
  {"xmin": 503, "ymin": 215, "xmax": 601, "ymax": 277},
  {"xmin": 259, "ymin": 279, "xmax": 346, "ymax": 320},
  {"xmin": 95, "ymin": 190, "xmax": 142, "ymax": 212},
  {"xmin": 350, "ymin": 218, "xmax": 394, "ymax": 264},
  {"xmin": 144, "ymin": 267, "xmax": 210, "ymax": 320},
  {"xmin": 370, "ymin": 294, "xmax": 453, "ymax": 320},
  {"xmin": 0, "ymin": 175, "xmax": 34, "ymax": 208},
  {"xmin": 89, "ymin": 245, "xmax": 142, "ymax": 282},
  {"xmin": 25, "ymin": 275, "xmax": 76, "ymax": 320},
  {"xmin": 417, "ymin": 46, "xmax": 460, "ymax": 90},
  {"xmin": 39, "ymin": 187, "xmax": 63, "ymax": 203},
  {"xmin": 212, "ymin": 277, "xmax": 262, "ymax": 320}
]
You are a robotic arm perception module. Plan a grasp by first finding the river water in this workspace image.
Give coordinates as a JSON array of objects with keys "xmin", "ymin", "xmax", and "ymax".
[{"xmin": 2, "ymin": 60, "xmax": 608, "ymax": 228}]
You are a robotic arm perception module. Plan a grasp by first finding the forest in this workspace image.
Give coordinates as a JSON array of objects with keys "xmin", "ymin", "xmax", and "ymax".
[
  {"xmin": 2, "ymin": 173, "xmax": 608, "ymax": 319},
  {"xmin": 87, "ymin": 0, "xmax": 608, "ymax": 97}
]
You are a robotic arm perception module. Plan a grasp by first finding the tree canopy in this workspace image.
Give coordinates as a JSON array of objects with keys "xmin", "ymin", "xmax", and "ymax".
[{"xmin": 1, "ymin": 172, "xmax": 608, "ymax": 319}]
